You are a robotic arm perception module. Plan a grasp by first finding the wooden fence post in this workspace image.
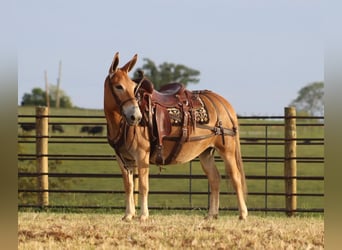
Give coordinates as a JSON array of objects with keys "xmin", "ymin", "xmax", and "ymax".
[
  {"xmin": 284, "ymin": 107, "xmax": 297, "ymax": 216},
  {"xmin": 36, "ymin": 106, "xmax": 49, "ymax": 207}
]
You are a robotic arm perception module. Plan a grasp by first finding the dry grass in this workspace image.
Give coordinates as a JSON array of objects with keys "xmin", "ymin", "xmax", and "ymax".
[{"xmin": 18, "ymin": 212, "xmax": 323, "ymax": 249}]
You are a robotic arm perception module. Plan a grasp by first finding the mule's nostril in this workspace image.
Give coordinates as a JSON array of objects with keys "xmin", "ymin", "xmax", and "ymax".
[{"xmin": 131, "ymin": 115, "xmax": 136, "ymax": 121}]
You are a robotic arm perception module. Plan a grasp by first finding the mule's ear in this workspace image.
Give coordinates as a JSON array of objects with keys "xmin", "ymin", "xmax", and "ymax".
[
  {"xmin": 121, "ymin": 54, "xmax": 138, "ymax": 73},
  {"xmin": 109, "ymin": 52, "xmax": 119, "ymax": 74}
]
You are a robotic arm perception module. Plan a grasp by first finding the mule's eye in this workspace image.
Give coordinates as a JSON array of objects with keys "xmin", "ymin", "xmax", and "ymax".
[{"xmin": 115, "ymin": 85, "xmax": 124, "ymax": 91}]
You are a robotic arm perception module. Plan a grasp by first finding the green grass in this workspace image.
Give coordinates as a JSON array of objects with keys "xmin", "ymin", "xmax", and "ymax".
[{"xmin": 18, "ymin": 106, "xmax": 324, "ymax": 215}]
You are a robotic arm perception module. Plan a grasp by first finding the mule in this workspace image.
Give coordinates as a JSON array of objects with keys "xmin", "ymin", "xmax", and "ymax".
[{"xmin": 104, "ymin": 52, "xmax": 248, "ymax": 221}]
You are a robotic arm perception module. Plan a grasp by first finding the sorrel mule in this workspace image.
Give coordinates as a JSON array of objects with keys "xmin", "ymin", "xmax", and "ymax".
[{"xmin": 104, "ymin": 52, "xmax": 248, "ymax": 221}]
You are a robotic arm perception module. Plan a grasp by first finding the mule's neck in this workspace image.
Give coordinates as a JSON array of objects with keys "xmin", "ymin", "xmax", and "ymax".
[
  {"xmin": 104, "ymin": 106, "xmax": 124, "ymax": 143},
  {"xmin": 104, "ymin": 77, "xmax": 125, "ymax": 144}
]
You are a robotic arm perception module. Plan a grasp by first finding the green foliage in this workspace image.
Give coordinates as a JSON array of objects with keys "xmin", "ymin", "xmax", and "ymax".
[
  {"xmin": 18, "ymin": 142, "xmax": 78, "ymax": 205},
  {"xmin": 21, "ymin": 88, "xmax": 46, "ymax": 106},
  {"xmin": 290, "ymin": 81, "xmax": 324, "ymax": 116},
  {"xmin": 18, "ymin": 156, "xmax": 37, "ymax": 204},
  {"xmin": 133, "ymin": 58, "xmax": 200, "ymax": 90},
  {"xmin": 21, "ymin": 85, "xmax": 73, "ymax": 108}
]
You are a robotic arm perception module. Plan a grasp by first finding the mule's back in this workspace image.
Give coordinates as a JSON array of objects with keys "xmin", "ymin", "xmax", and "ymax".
[{"xmin": 136, "ymin": 78, "xmax": 237, "ymax": 165}]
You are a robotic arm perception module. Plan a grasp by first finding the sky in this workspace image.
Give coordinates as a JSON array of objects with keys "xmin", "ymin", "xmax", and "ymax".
[{"xmin": 17, "ymin": 0, "xmax": 323, "ymax": 116}]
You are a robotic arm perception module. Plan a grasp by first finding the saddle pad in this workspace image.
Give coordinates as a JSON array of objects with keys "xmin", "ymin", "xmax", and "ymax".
[{"xmin": 168, "ymin": 106, "xmax": 209, "ymax": 126}]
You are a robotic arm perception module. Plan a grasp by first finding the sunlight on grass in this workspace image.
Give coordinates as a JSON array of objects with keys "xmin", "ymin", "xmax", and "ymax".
[{"xmin": 18, "ymin": 212, "xmax": 324, "ymax": 249}]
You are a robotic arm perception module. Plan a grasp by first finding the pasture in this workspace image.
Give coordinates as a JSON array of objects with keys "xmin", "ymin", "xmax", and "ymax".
[
  {"xmin": 18, "ymin": 106, "xmax": 324, "ymax": 248},
  {"xmin": 18, "ymin": 212, "xmax": 324, "ymax": 249},
  {"xmin": 18, "ymin": 106, "xmax": 324, "ymax": 214}
]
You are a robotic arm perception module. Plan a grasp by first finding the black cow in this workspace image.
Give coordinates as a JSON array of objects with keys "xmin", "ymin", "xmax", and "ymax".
[
  {"xmin": 20, "ymin": 123, "xmax": 35, "ymax": 132},
  {"xmin": 88, "ymin": 126, "xmax": 104, "ymax": 135},
  {"xmin": 52, "ymin": 124, "xmax": 64, "ymax": 133},
  {"xmin": 80, "ymin": 126, "xmax": 90, "ymax": 133}
]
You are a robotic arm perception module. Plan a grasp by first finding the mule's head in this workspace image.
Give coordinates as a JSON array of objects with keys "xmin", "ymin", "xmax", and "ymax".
[{"xmin": 105, "ymin": 52, "xmax": 142, "ymax": 126}]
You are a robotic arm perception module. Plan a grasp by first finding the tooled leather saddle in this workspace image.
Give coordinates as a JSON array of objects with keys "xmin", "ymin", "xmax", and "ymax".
[{"xmin": 134, "ymin": 75, "xmax": 207, "ymax": 165}]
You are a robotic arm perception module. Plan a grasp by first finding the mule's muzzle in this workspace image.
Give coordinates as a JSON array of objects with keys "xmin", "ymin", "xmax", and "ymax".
[
  {"xmin": 127, "ymin": 114, "xmax": 142, "ymax": 125},
  {"xmin": 124, "ymin": 106, "xmax": 142, "ymax": 126}
]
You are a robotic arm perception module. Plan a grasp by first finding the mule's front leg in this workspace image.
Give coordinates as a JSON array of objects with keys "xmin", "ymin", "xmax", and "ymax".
[
  {"xmin": 120, "ymin": 166, "xmax": 136, "ymax": 221},
  {"xmin": 138, "ymin": 167, "xmax": 149, "ymax": 221}
]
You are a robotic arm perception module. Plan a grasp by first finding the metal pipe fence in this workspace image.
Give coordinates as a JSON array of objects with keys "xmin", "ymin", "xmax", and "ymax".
[{"xmin": 17, "ymin": 108, "xmax": 324, "ymax": 215}]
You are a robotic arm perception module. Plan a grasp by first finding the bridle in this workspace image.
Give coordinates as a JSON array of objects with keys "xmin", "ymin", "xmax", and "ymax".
[
  {"xmin": 106, "ymin": 72, "xmax": 146, "ymax": 170},
  {"xmin": 107, "ymin": 72, "xmax": 145, "ymax": 112},
  {"xmin": 108, "ymin": 79, "xmax": 134, "ymax": 113}
]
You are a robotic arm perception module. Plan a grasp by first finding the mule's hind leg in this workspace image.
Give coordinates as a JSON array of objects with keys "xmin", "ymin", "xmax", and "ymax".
[
  {"xmin": 199, "ymin": 148, "xmax": 221, "ymax": 219},
  {"xmin": 217, "ymin": 147, "xmax": 248, "ymax": 220}
]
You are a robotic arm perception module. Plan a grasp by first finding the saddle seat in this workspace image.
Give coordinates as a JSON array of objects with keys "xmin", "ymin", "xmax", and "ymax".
[{"xmin": 140, "ymin": 80, "xmax": 186, "ymax": 107}]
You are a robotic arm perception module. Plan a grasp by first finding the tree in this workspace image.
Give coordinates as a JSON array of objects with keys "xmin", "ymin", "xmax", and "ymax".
[
  {"xmin": 48, "ymin": 85, "xmax": 73, "ymax": 108},
  {"xmin": 21, "ymin": 85, "xmax": 73, "ymax": 108},
  {"xmin": 133, "ymin": 58, "xmax": 200, "ymax": 90},
  {"xmin": 289, "ymin": 81, "xmax": 324, "ymax": 116},
  {"xmin": 21, "ymin": 88, "xmax": 46, "ymax": 106}
]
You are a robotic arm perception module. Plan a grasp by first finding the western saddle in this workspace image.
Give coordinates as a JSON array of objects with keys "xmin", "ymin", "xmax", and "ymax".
[{"xmin": 135, "ymin": 75, "xmax": 205, "ymax": 165}]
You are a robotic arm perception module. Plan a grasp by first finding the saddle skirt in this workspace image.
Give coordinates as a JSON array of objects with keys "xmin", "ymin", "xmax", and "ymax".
[{"xmin": 136, "ymin": 78, "xmax": 209, "ymax": 165}]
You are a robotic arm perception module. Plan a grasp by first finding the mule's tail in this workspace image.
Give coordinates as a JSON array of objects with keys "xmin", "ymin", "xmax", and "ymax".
[{"xmin": 235, "ymin": 128, "xmax": 248, "ymax": 199}]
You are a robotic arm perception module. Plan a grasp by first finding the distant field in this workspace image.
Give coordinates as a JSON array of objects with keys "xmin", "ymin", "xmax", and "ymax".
[
  {"xmin": 18, "ymin": 106, "xmax": 324, "ymax": 214},
  {"xmin": 18, "ymin": 212, "xmax": 324, "ymax": 249}
]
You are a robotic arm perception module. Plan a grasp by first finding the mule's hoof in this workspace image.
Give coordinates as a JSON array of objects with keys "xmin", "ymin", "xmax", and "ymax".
[
  {"xmin": 238, "ymin": 215, "xmax": 247, "ymax": 221},
  {"xmin": 139, "ymin": 215, "xmax": 149, "ymax": 221},
  {"xmin": 122, "ymin": 215, "xmax": 134, "ymax": 222},
  {"xmin": 205, "ymin": 214, "xmax": 218, "ymax": 220}
]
